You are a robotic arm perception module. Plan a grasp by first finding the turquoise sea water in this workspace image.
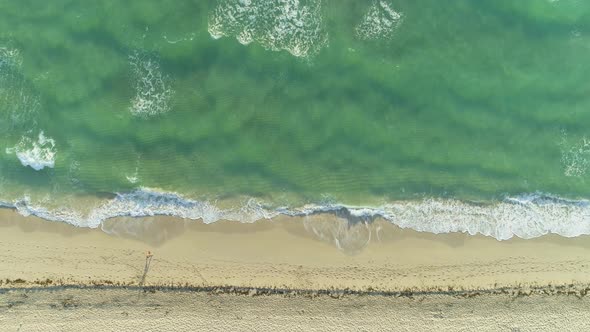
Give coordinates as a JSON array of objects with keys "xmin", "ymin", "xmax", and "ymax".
[{"xmin": 1, "ymin": 0, "xmax": 590, "ymax": 239}]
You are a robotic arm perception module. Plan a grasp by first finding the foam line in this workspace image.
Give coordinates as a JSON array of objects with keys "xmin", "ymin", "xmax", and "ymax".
[{"xmin": 2, "ymin": 188, "xmax": 590, "ymax": 240}]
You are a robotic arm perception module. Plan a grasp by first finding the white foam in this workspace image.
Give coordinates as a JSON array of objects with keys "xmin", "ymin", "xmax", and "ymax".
[
  {"xmin": 289, "ymin": 194, "xmax": 590, "ymax": 240},
  {"xmin": 5, "ymin": 131, "xmax": 56, "ymax": 171},
  {"xmin": 2, "ymin": 188, "xmax": 590, "ymax": 241},
  {"xmin": 208, "ymin": 0, "xmax": 328, "ymax": 57},
  {"xmin": 2, "ymin": 188, "xmax": 277, "ymax": 229},
  {"xmin": 10, "ymin": 195, "xmax": 87, "ymax": 227},
  {"xmin": 128, "ymin": 52, "xmax": 174, "ymax": 117},
  {"xmin": 560, "ymin": 130, "xmax": 590, "ymax": 177},
  {"xmin": 90, "ymin": 188, "xmax": 276, "ymax": 225},
  {"xmin": 126, "ymin": 173, "xmax": 139, "ymax": 184},
  {"xmin": 125, "ymin": 155, "xmax": 142, "ymax": 184},
  {"xmin": 356, "ymin": 1, "xmax": 403, "ymax": 40}
]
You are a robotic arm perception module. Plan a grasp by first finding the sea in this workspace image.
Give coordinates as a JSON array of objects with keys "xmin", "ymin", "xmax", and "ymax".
[{"xmin": 1, "ymin": 0, "xmax": 590, "ymax": 241}]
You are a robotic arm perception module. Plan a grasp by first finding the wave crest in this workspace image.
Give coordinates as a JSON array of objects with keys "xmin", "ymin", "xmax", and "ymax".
[
  {"xmin": 5, "ymin": 131, "xmax": 56, "ymax": 171},
  {"xmin": 2, "ymin": 188, "xmax": 590, "ymax": 241},
  {"xmin": 208, "ymin": 0, "xmax": 328, "ymax": 57},
  {"xmin": 356, "ymin": 1, "xmax": 403, "ymax": 40}
]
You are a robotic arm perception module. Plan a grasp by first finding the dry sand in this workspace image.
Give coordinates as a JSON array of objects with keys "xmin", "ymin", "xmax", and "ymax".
[
  {"xmin": 1, "ymin": 208, "xmax": 590, "ymax": 330},
  {"xmin": 2, "ymin": 288, "xmax": 590, "ymax": 331}
]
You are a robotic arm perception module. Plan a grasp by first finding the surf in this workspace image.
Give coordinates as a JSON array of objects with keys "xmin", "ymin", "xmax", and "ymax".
[{"xmin": 1, "ymin": 188, "xmax": 589, "ymax": 241}]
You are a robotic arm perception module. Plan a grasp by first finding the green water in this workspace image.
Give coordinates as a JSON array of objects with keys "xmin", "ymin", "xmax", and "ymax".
[{"xmin": 1, "ymin": 0, "xmax": 589, "ymax": 209}]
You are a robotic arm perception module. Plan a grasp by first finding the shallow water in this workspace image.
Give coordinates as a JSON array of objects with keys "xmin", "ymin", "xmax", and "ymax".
[{"xmin": 1, "ymin": 0, "xmax": 590, "ymax": 238}]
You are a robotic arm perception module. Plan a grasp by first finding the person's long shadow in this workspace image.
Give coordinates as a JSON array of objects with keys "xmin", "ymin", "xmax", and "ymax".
[{"xmin": 139, "ymin": 251, "xmax": 153, "ymax": 289}]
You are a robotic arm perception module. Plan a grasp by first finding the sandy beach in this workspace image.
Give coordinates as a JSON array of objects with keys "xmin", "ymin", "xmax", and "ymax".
[
  {"xmin": 2, "ymin": 208, "xmax": 590, "ymax": 291},
  {"xmin": 2, "ymin": 208, "xmax": 590, "ymax": 330},
  {"xmin": 2, "ymin": 288, "xmax": 590, "ymax": 331}
]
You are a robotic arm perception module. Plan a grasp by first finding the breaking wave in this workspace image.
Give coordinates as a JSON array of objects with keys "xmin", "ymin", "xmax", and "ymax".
[
  {"xmin": 2, "ymin": 188, "xmax": 590, "ymax": 241},
  {"xmin": 5, "ymin": 131, "xmax": 56, "ymax": 171},
  {"xmin": 356, "ymin": 0, "xmax": 403, "ymax": 40},
  {"xmin": 208, "ymin": 0, "xmax": 328, "ymax": 57}
]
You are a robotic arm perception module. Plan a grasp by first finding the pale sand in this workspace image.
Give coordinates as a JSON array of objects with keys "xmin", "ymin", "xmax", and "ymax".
[
  {"xmin": 2, "ymin": 208, "xmax": 590, "ymax": 330},
  {"xmin": 2, "ymin": 288, "xmax": 589, "ymax": 331}
]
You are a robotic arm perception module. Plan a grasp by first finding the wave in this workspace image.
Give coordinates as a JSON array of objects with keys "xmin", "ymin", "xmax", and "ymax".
[
  {"xmin": 2, "ymin": 188, "xmax": 590, "ymax": 241},
  {"xmin": 356, "ymin": 1, "xmax": 403, "ymax": 41},
  {"xmin": 5, "ymin": 131, "xmax": 56, "ymax": 171},
  {"xmin": 208, "ymin": 0, "xmax": 328, "ymax": 57}
]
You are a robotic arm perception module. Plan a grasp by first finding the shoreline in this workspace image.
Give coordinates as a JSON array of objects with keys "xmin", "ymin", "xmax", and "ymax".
[{"xmin": 3, "ymin": 189, "xmax": 590, "ymax": 240}]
